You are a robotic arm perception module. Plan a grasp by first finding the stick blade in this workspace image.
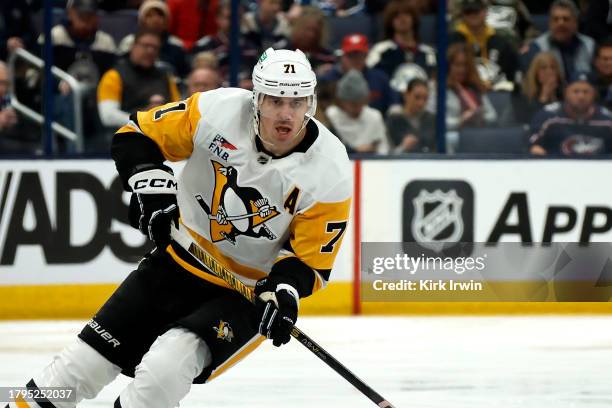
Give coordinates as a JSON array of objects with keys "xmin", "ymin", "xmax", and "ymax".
[{"xmin": 378, "ymin": 401, "xmax": 395, "ymax": 408}]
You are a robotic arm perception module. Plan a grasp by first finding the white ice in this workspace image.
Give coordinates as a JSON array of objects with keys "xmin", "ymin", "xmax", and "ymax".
[{"xmin": 1, "ymin": 316, "xmax": 612, "ymax": 408}]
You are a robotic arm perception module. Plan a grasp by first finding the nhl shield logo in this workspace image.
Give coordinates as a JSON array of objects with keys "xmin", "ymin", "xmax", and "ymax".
[{"xmin": 412, "ymin": 189, "xmax": 464, "ymax": 252}]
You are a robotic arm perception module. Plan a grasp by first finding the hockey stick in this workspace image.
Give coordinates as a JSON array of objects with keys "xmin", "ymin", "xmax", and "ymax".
[
  {"xmin": 179, "ymin": 236, "xmax": 395, "ymax": 408},
  {"xmin": 207, "ymin": 208, "xmax": 278, "ymax": 222}
]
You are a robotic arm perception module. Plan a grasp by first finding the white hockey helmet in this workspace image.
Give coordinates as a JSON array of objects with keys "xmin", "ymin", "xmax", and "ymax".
[{"xmin": 252, "ymin": 48, "xmax": 317, "ymax": 137}]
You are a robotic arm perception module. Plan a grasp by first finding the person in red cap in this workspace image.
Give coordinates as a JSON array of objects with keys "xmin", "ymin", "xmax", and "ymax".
[{"xmin": 319, "ymin": 33, "xmax": 399, "ymax": 115}]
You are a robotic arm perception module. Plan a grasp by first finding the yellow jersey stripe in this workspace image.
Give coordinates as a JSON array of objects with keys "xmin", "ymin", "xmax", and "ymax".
[{"xmin": 166, "ymin": 245, "xmax": 233, "ymax": 289}]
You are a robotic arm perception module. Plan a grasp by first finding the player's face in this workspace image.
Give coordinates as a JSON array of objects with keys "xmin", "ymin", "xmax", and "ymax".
[
  {"xmin": 564, "ymin": 82, "xmax": 595, "ymax": 114},
  {"xmin": 258, "ymin": 95, "xmax": 310, "ymax": 154}
]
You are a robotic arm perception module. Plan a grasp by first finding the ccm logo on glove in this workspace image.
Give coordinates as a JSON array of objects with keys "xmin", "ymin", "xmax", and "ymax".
[
  {"xmin": 127, "ymin": 167, "xmax": 179, "ymax": 249},
  {"xmin": 128, "ymin": 169, "xmax": 178, "ymax": 194},
  {"xmin": 132, "ymin": 178, "xmax": 178, "ymax": 191}
]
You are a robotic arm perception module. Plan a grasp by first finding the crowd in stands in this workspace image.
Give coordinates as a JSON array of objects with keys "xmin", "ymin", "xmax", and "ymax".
[{"xmin": 0, "ymin": 0, "xmax": 610, "ymax": 155}]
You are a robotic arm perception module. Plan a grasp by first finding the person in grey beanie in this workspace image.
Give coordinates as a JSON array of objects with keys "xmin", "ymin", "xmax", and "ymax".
[{"xmin": 326, "ymin": 69, "xmax": 390, "ymax": 154}]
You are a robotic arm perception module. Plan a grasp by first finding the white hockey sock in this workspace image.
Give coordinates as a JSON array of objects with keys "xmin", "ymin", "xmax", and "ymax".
[
  {"xmin": 33, "ymin": 338, "xmax": 121, "ymax": 408},
  {"xmin": 118, "ymin": 327, "xmax": 211, "ymax": 408}
]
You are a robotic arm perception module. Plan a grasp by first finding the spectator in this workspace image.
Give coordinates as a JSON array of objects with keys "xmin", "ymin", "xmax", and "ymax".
[
  {"xmin": 449, "ymin": 0, "xmax": 519, "ymax": 86},
  {"xmin": 98, "ymin": 0, "xmax": 144, "ymax": 11},
  {"xmin": 0, "ymin": 0, "xmax": 40, "ymax": 61},
  {"xmin": 529, "ymin": 72, "xmax": 612, "ymax": 155},
  {"xmin": 167, "ymin": 0, "xmax": 219, "ymax": 52},
  {"xmin": 512, "ymin": 51, "xmax": 563, "ymax": 124},
  {"xmin": 326, "ymin": 69, "xmax": 389, "ymax": 154},
  {"xmin": 118, "ymin": 0, "xmax": 189, "ymax": 77},
  {"xmin": 318, "ymin": 34, "xmax": 400, "ymax": 115},
  {"xmin": 581, "ymin": 0, "xmax": 612, "ymax": 44},
  {"xmin": 522, "ymin": 0, "xmax": 556, "ymax": 14},
  {"xmin": 386, "ymin": 78, "xmax": 436, "ymax": 153},
  {"xmin": 0, "ymin": 63, "xmax": 17, "ymax": 133},
  {"xmin": 313, "ymin": 80, "xmax": 336, "ymax": 129},
  {"xmin": 37, "ymin": 0, "xmax": 117, "ymax": 152},
  {"xmin": 191, "ymin": 51, "xmax": 220, "ymax": 70},
  {"xmin": 0, "ymin": 61, "xmax": 40, "ymax": 153},
  {"xmin": 38, "ymin": 0, "xmax": 116, "ymax": 84},
  {"xmin": 284, "ymin": 6, "xmax": 336, "ymax": 74},
  {"xmin": 290, "ymin": 0, "xmax": 365, "ymax": 17},
  {"xmin": 593, "ymin": 40, "xmax": 612, "ymax": 111},
  {"xmin": 367, "ymin": 1, "xmax": 436, "ymax": 79},
  {"xmin": 192, "ymin": 0, "xmax": 260, "ymax": 87},
  {"xmin": 446, "ymin": 43, "xmax": 497, "ymax": 131},
  {"xmin": 97, "ymin": 29, "xmax": 180, "ymax": 129},
  {"xmin": 487, "ymin": 0, "xmax": 537, "ymax": 43},
  {"xmin": 450, "ymin": 0, "xmax": 537, "ymax": 44},
  {"xmin": 242, "ymin": 0, "xmax": 291, "ymax": 53},
  {"xmin": 185, "ymin": 67, "xmax": 222, "ymax": 96},
  {"xmin": 521, "ymin": 0, "xmax": 595, "ymax": 82}
]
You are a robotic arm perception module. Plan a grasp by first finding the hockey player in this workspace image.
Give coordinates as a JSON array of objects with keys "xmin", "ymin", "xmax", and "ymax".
[{"xmin": 9, "ymin": 48, "xmax": 351, "ymax": 408}]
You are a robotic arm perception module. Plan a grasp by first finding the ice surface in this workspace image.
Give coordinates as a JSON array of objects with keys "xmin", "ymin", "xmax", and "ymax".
[{"xmin": 1, "ymin": 316, "xmax": 612, "ymax": 407}]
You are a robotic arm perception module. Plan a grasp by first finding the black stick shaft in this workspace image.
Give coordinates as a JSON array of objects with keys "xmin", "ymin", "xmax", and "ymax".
[{"xmin": 186, "ymin": 242, "xmax": 395, "ymax": 408}]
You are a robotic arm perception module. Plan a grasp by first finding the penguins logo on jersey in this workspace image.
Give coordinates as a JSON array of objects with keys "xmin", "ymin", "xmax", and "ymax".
[
  {"xmin": 213, "ymin": 320, "xmax": 234, "ymax": 342},
  {"xmin": 196, "ymin": 160, "xmax": 280, "ymax": 244}
]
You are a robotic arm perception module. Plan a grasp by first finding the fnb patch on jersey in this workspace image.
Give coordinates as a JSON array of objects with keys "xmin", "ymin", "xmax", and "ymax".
[{"xmin": 209, "ymin": 134, "xmax": 238, "ymax": 160}]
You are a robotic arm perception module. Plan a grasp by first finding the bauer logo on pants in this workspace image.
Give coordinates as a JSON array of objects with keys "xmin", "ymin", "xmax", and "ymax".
[{"xmin": 403, "ymin": 180, "xmax": 474, "ymax": 254}]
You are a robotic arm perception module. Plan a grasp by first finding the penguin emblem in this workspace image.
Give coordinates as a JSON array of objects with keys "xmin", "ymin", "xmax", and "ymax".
[
  {"xmin": 213, "ymin": 320, "xmax": 234, "ymax": 342},
  {"xmin": 196, "ymin": 160, "xmax": 280, "ymax": 244}
]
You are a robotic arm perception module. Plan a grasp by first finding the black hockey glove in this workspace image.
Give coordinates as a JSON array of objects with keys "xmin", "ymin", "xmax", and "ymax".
[
  {"xmin": 254, "ymin": 277, "xmax": 299, "ymax": 347},
  {"xmin": 127, "ymin": 165, "xmax": 179, "ymax": 249}
]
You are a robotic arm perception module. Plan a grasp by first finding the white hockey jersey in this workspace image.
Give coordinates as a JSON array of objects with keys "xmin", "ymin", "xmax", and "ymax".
[{"xmin": 116, "ymin": 88, "xmax": 352, "ymax": 294}]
